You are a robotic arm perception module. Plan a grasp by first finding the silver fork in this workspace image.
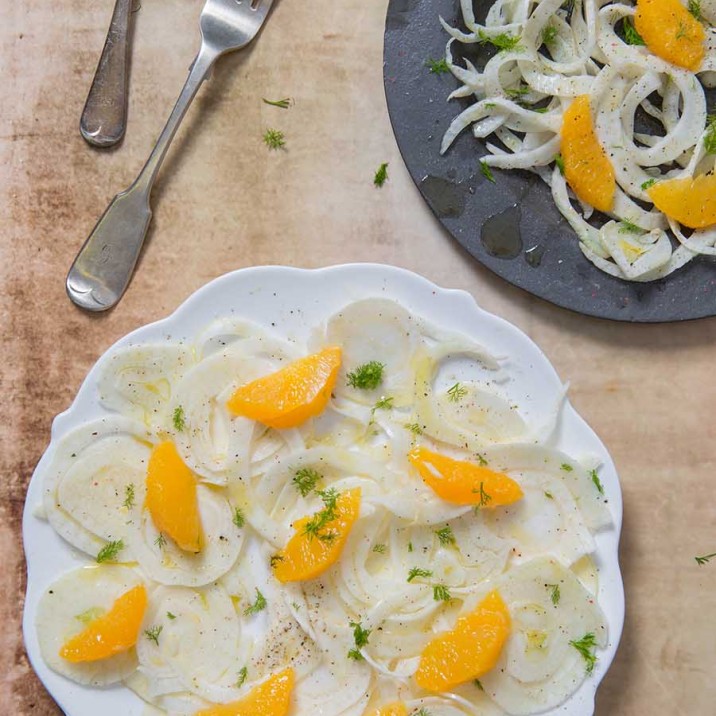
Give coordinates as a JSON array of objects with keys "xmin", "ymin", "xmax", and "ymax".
[{"xmin": 67, "ymin": 0, "xmax": 275, "ymax": 312}]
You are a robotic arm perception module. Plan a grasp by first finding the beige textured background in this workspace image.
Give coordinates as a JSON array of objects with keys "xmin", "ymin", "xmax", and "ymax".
[{"xmin": 2, "ymin": 0, "xmax": 715, "ymax": 713}]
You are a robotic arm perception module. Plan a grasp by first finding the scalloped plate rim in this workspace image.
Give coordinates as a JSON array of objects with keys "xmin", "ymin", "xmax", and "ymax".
[{"xmin": 22, "ymin": 263, "xmax": 624, "ymax": 716}]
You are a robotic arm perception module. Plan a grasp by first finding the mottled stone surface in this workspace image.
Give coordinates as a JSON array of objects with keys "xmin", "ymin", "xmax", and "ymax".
[{"xmin": 2, "ymin": 1, "xmax": 715, "ymax": 714}]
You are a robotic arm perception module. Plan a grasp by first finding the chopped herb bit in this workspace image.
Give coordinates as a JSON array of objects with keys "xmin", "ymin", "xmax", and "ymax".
[
  {"xmin": 478, "ymin": 29, "xmax": 523, "ymax": 52},
  {"xmin": 435, "ymin": 525, "xmax": 456, "ymax": 547},
  {"xmin": 623, "ymin": 18, "xmax": 645, "ymax": 45},
  {"xmin": 262, "ymin": 97, "xmax": 291, "ymax": 108},
  {"xmin": 474, "ymin": 679, "xmax": 485, "ymax": 691},
  {"xmin": 676, "ymin": 21, "xmax": 688, "ymax": 39},
  {"xmin": 480, "ymin": 160, "xmax": 496, "ymax": 183},
  {"xmin": 542, "ymin": 24, "xmax": 558, "ymax": 45},
  {"xmin": 533, "ymin": 106, "xmax": 549, "ymax": 113},
  {"xmin": 433, "ymin": 584, "xmax": 452, "ymax": 602},
  {"xmin": 172, "ymin": 405, "xmax": 186, "ymax": 432},
  {"xmin": 350, "ymin": 619, "xmax": 372, "ymax": 647},
  {"xmin": 413, "ymin": 709, "xmax": 432, "ymax": 716},
  {"xmin": 688, "ymin": 0, "xmax": 702, "ymax": 19},
  {"xmin": 704, "ymin": 115, "xmax": 716, "ymax": 154},
  {"xmin": 695, "ymin": 552, "xmax": 716, "ymax": 565},
  {"xmin": 560, "ymin": 463, "xmax": 573, "ymax": 472},
  {"xmin": 590, "ymin": 469, "xmax": 605, "ymax": 495},
  {"xmin": 122, "ymin": 483, "xmax": 135, "ymax": 509},
  {"xmin": 244, "ymin": 588, "xmax": 267, "ymax": 616},
  {"xmin": 270, "ymin": 553, "xmax": 285, "ymax": 568},
  {"xmin": 167, "ymin": 611, "xmax": 177, "ymax": 620},
  {"xmin": 372, "ymin": 543, "xmax": 387, "ymax": 554},
  {"xmin": 374, "ymin": 162, "xmax": 389, "ymax": 187},
  {"xmin": 293, "ymin": 467, "xmax": 323, "ymax": 497},
  {"xmin": 447, "ymin": 382, "xmax": 468, "ymax": 402},
  {"xmin": 373, "ymin": 395, "xmax": 394, "ymax": 412},
  {"xmin": 554, "ymin": 154, "xmax": 565, "ymax": 174},
  {"xmin": 619, "ymin": 219, "xmax": 643, "ymax": 234},
  {"xmin": 348, "ymin": 619, "xmax": 371, "ymax": 659},
  {"xmin": 545, "ymin": 583, "xmax": 561, "ymax": 605},
  {"xmin": 484, "ymin": 102, "xmax": 497, "ymax": 108},
  {"xmin": 405, "ymin": 422, "xmax": 424, "ymax": 435},
  {"xmin": 346, "ymin": 361, "xmax": 385, "ymax": 390},
  {"xmin": 236, "ymin": 666, "xmax": 248, "ymax": 687},
  {"xmin": 570, "ymin": 632, "xmax": 598, "ymax": 673},
  {"xmin": 426, "ymin": 57, "xmax": 450, "ymax": 75},
  {"xmin": 475, "ymin": 453, "xmax": 488, "ymax": 466},
  {"xmin": 144, "ymin": 625, "xmax": 163, "ymax": 645},
  {"xmin": 544, "ymin": 490, "xmax": 554, "ymax": 500},
  {"xmin": 303, "ymin": 488, "xmax": 340, "ymax": 542},
  {"xmin": 263, "ymin": 128, "xmax": 285, "ymax": 150},
  {"xmin": 75, "ymin": 607, "xmax": 105, "ymax": 624},
  {"xmin": 641, "ymin": 178, "xmax": 657, "ymax": 190},
  {"xmin": 505, "ymin": 85, "xmax": 530, "ymax": 97},
  {"xmin": 154, "ymin": 533, "xmax": 168, "ymax": 549},
  {"xmin": 232, "ymin": 507, "xmax": 245, "ymax": 528},
  {"xmin": 408, "ymin": 541, "xmax": 414, "ymax": 552},
  {"xmin": 407, "ymin": 567, "xmax": 433, "ymax": 582},
  {"xmin": 473, "ymin": 481, "xmax": 492, "ymax": 508},
  {"xmin": 96, "ymin": 539, "xmax": 124, "ymax": 564}
]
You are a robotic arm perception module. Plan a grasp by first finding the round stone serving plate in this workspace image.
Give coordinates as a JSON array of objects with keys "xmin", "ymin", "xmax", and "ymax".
[{"xmin": 384, "ymin": 0, "xmax": 716, "ymax": 322}]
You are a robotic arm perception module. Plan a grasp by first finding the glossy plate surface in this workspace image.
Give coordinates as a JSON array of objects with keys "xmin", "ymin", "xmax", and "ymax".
[{"xmin": 23, "ymin": 264, "xmax": 624, "ymax": 715}]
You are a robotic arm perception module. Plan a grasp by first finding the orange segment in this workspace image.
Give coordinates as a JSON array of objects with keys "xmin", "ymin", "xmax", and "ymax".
[
  {"xmin": 635, "ymin": 0, "xmax": 705, "ymax": 71},
  {"xmin": 194, "ymin": 668, "xmax": 295, "ymax": 716},
  {"xmin": 415, "ymin": 590, "xmax": 511, "ymax": 691},
  {"xmin": 366, "ymin": 703, "xmax": 408, "ymax": 716},
  {"xmin": 648, "ymin": 174, "xmax": 716, "ymax": 228},
  {"xmin": 561, "ymin": 95, "xmax": 615, "ymax": 212},
  {"xmin": 273, "ymin": 489, "xmax": 361, "ymax": 583},
  {"xmin": 408, "ymin": 446, "xmax": 523, "ymax": 507},
  {"xmin": 59, "ymin": 585, "xmax": 147, "ymax": 663},
  {"xmin": 145, "ymin": 441, "xmax": 202, "ymax": 553},
  {"xmin": 226, "ymin": 347, "xmax": 342, "ymax": 429}
]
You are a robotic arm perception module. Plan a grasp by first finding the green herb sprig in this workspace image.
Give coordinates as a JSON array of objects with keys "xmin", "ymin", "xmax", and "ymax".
[
  {"xmin": 293, "ymin": 467, "xmax": 323, "ymax": 497},
  {"xmin": 144, "ymin": 625, "xmax": 163, "ymax": 645},
  {"xmin": 570, "ymin": 632, "xmax": 598, "ymax": 673},
  {"xmin": 407, "ymin": 567, "xmax": 433, "ymax": 582},
  {"xmin": 263, "ymin": 97, "xmax": 291, "ymax": 108},
  {"xmin": 478, "ymin": 29, "xmax": 523, "ymax": 52},
  {"xmin": 426, "ymin": 58, "xmax": 450, "ymax": 75},
  {"xmin": 96, "ymin": 539, "xmax": 124, "ymax": 564},
  {"xmin": 244, "ymin": 588, "xmax": 267, "ymax": 616},
  {"xmin": 374, "ymin": 162, "xmax": 389, "ymax": 187},
  {"xmin": 347, "ymin": 361, "xmax": 385, "ymax": 390},
  {"xmin": 263, "ymin": 128, "xmax": 286, "ymax": 150}
]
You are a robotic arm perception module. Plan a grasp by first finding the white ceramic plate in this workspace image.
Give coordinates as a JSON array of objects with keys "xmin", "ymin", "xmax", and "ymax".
[{"xmin": 23, "ymin": 264, "xmax": 624, "ymax": 716}]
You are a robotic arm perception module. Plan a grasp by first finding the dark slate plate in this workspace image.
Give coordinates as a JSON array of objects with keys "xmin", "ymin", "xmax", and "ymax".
[{"xmin": 383, "ymin": 0, "xmax": 716, "ymax": 322}]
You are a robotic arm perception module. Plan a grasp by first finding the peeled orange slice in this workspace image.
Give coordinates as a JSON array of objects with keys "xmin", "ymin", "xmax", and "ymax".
[
  {"xmin": 648, "ymin": 174, "xmax": 716, "ymax": 228},
  {"xmin": 635, "ymin": 0, "xmax": 705, "ymax": 71},
  {"xmin": 145, "ymin": 441, "xmax": 202, "ymax": 553},
  {"xmin": 273, "ymin": 489, "xmax": 361, "ymax": 583},
  {"xmin": 561, "ymin": 95, "xmax": 615, "ymax": 212},
  {"xmin": 415, "ymin": 590, "xmax": 511, "ymax": 691},
  {"xmin": 194, "ymin": 668, "xmax": 295, "ymax": 716},
  {"xmin": 367, "ymin": 703, "xmax": 408, "ymax": 716},
  {"xmin": 408, "ymin": 446, "xmax": 523, "ymax": 507},
  {"xmin": 226, "ymin": 347, "xmax": 342, "ymax": 429},
  {"xmin": 59, "ymin": 585, "xmax": 147, "ymax": 663}
]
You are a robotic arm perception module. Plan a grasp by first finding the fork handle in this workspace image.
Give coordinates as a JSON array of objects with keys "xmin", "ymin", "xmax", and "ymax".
[
  {"xmin": 67, "ymin": 43, "xmax": 220, "ymax": 312},
  {"xmin": 80, "ymin": 0, "xmax": 134, "ymax": 147}
]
